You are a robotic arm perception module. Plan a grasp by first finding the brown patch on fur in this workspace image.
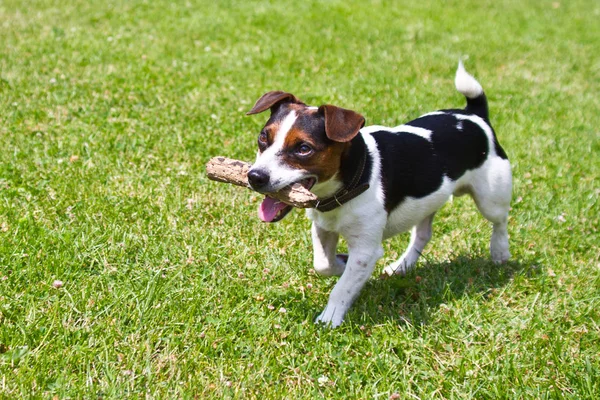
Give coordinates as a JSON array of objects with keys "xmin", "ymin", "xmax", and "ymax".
[
  {"xmin": 282, "ymin": 125, "xmax": 349, "ymax": 184},
  {"xmin": 258, "ymin": 122, "xmax": 280, "ymax": 153}
]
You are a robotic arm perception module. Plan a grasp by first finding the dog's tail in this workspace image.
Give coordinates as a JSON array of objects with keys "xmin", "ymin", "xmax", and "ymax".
[{"xmin": 455, "ymin": 60, "xmax": 488, "ymax": 120}]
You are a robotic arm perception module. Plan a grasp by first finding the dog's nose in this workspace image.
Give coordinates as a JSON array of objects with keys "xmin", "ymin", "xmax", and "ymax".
[{"xmin": 247, "ymin": 169, "xmax": 270, "ymax": 190}]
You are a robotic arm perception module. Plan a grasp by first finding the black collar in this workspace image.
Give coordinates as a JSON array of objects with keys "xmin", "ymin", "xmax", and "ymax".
[{"xmin": 314, "ymin": 135, "xmax": 371, "ymax": 213}]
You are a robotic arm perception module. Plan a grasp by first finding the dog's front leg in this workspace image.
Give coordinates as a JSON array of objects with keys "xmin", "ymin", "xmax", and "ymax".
[
  {"xmin": 315, "ymin": 241, "xmax": 384, "ymax": 327},
  {"xmin": 312, "ymin": 223, "xmax": 346, "ymax": 277}
]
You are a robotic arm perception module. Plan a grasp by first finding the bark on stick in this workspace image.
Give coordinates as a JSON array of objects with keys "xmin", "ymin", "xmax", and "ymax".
[{"xmin": 206, "ymin": 157, "xmax": 317, "ymax": 208}]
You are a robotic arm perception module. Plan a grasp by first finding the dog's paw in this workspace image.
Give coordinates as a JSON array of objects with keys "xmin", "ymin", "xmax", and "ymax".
[
  {"xmin": 490, "ymin": 231, "xmax": 510, "ymax": 264},
  {"xmin": 382, "ymin": 265, "xmax": 403, "ymax": 276},
  {"xmin": 315, "ymin": 308, "xmax": 345, "ymax": 328},
  {"xmin": 382, "ymin": 260, "xmax": 410, "ymax": 277},
  {"xmin": 491, "ymin": 249, "xmax": 510, "ymax": 264},
  {"xmin": 314, "ymin": 255, "xmax": 346, "ymax": 277}
]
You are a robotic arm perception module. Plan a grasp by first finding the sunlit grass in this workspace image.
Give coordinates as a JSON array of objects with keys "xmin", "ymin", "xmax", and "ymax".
[{"xmin": 0, "ymin": 0, "xmax": 598, "ymax": 398}]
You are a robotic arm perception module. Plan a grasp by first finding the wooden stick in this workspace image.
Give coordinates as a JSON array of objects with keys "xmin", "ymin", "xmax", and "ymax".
[{"xmin": 205, "ymin": 157, "xmax": 318, "ymax": 208}]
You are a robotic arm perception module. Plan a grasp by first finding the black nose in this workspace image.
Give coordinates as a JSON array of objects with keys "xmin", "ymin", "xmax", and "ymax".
[{"xmin": 247, "ymin": 169, "xmax": 270, "ymax": 190}]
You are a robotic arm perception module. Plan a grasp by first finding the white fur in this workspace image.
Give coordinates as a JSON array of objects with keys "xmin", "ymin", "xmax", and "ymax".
[
  {"xmin": 383, "ymin": 176, "xmax": 455, "ymax": 238},
  {"xmin": 311, "ymin": 173, "xmax": 343, "ymax": 199},
  {"xmin": 362, "ymin": 124, "xmax": 433, "ymax": 141},
  {"xmin": 251, "ymin": 111, "xmax": 307, "ymax": 191},
  {"xmin": 455, "ymin": 60, "xmax": 483, "ymax": 99}
]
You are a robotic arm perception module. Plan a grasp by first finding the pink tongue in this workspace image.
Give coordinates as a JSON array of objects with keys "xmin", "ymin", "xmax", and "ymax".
[{"xmin": 258, "ymin": 197, "xmax": 288, "ymax": 222}]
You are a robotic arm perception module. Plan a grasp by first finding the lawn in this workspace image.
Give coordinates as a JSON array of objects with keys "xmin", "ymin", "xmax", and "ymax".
[{"xmin": 0, "ymin": 0, "xmax": 598, "ymax": 398}]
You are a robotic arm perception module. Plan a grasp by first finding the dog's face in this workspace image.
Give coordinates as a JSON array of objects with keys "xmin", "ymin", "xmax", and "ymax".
[{"xmin": 246, "ymin": 91, "xmax": 365, "ymax": 222}]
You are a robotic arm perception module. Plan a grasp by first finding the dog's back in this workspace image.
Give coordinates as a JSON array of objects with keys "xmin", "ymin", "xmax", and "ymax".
[{"xmin": 368, "ymin": 61, "xmax": 509, "ymax": 213}]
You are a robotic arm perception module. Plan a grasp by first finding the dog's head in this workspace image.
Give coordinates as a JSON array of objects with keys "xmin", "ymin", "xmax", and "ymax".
[{"xmin": 246, "ymin": 91, "xmax": 365, "ymax": 222}]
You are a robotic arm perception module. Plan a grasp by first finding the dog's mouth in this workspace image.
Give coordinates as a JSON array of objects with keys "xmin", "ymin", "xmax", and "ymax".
[{"xmin": 258, "ymin": 177, "xmax": 316, "ymax": 223}]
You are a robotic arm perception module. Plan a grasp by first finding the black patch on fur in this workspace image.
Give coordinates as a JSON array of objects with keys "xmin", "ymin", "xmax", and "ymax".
[
  {"xmin": 373, "ymin": 130, "xmax": 443, "ymax": 212},
  {"xmin": 464, "ymin": 93, "xmax": 489, "ymax": 120},
  {"xmin": 374, "ymin": 111, "xmax": 500, "ymax": 212},
  {"xmin": 436, "ymin": 109, "xmax": 508, "ymax": 160},
  {"xmin": 339, "ymin": 134, "xmax": 372, "ymax": 188},
  {"xmin": 429, "ymin": 118, "xmax": 489, "ymax": 180},
  {"xmin": 293, "ymin": 110, "xmax": 326, "ymax": 143}
]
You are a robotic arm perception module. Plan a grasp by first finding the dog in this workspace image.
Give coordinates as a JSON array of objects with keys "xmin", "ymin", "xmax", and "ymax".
[{"xmin": 246, "ymin": 61, "xmax": 512, "ymax": 327}]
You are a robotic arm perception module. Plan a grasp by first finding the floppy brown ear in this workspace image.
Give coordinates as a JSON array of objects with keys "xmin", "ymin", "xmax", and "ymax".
[
  {"xmin": 318, "ymin": 104, "xmax": 365, "ymax": 142},
  {"xmin": 246, "ymin": 91, "xmax": 302, "ymax": 115}
]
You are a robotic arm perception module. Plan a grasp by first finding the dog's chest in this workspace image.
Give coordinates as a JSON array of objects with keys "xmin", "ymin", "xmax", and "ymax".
[{"xmin": 307, "ymin": 196, "xmax": 387, "ymax": 238}]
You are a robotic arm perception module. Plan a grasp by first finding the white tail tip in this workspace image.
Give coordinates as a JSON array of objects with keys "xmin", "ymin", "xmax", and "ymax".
[{"xmin": 455, "ymin": 60, "xmax": 483, "ymax": 99}]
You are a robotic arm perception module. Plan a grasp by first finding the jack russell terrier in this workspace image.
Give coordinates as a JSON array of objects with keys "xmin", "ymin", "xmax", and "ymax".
[{"xmin": 246, "ymin": 62, "xmax": 512, "ymax": 327}]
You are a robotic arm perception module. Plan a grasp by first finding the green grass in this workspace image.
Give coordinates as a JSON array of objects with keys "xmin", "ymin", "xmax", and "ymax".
[{"xmin": 1, "ymin": 0, "xmax": 599, "ymax": 398}]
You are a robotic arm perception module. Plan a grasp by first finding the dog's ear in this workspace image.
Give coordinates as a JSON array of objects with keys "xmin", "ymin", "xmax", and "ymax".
[
  {"xmin": 319, "ymin": 104, "xmax": 365, "ymax": 143},
  {"xmin": 246, "ymin": 91, "xmax": 302, "ymax": 115}
]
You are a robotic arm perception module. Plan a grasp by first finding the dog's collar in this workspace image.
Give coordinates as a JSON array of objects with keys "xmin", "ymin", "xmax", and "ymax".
[{"xmin": 314, "ymin": 135, "xmax": 371, "ymax": 213}]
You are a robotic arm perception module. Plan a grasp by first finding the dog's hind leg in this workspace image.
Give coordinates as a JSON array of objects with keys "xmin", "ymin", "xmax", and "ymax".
[
  {"xmin": 472, "ymin": 193, "xmax": 511, "ymax": 264},
  {"xmin": 383, "ymin": 213, "xmax": 436, "ymax": 276},
  {"xmin": 470, "ymin": 161, "xmax": 512, "ymax": 264},
  {"xmin": 489, "ymin": 215, "xmax": 510, "ymax": 264}
]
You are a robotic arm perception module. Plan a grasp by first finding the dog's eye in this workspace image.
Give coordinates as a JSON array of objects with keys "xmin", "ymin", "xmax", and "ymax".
[
  {"xmin": 258, "ymin": 131, "xmax": 268, "ymax": 147},
  {"xmin": 295, "ymin": 143, "xmax": 314, "ymax": 157}
]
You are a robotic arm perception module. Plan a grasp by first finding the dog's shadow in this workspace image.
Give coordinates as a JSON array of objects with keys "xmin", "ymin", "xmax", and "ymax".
[
  {"xmin": 347, "ymin": 255, "xmax": 534, "ymax": 327},
  {"xmin": 270, "ymin": 254, "xmax": 536, "ymax": 329}
]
